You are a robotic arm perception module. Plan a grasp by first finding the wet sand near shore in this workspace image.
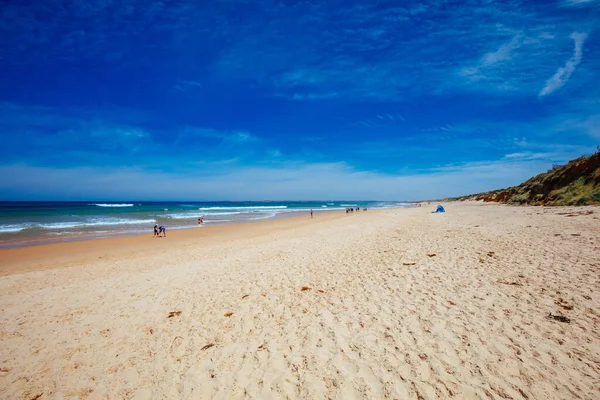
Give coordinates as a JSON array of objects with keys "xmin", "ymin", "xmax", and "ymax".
[{"xmin": 0, "ymin": 210, "xmax": 345, "ymax": 277}]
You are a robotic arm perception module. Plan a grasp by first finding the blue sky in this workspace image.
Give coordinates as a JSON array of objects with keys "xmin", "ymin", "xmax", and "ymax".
[{"xmin": 1, "ymin": 0, "xmax": 599, "ymax": 201}]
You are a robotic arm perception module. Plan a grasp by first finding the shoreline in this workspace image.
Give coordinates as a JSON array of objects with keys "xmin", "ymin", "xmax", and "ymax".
[
  {"xmin": 0, "ymin": 208, "xmax": 322, "ymax": 250},
  {"xmin": 0, "ymin": 208, "xmax": 377, "ymax": 276},
  {"xmin": 0, "ymin": 205, "xmax": 389, "ymax": 250}
]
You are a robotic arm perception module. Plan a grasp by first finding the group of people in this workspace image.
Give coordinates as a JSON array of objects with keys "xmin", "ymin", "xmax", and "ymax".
[
  {"xmin": 309, "ymin": 206, "xmax": 369, "ymax": 217},
  {"xmin": 345, "ymin": 206, "xmax": 367, "ymax": 214},
  {"xmin": 153, "ymin": 224, "xmax": 167, "ymax": 237}
]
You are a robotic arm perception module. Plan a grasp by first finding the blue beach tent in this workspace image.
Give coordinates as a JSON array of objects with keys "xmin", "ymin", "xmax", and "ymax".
[{"xmin": 435, "ymin": 205, "xmax": 445, "ymax": 213}]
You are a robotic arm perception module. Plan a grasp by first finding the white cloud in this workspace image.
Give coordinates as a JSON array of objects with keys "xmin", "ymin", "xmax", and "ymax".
[
  {"xmin": 481, "ymin": 35, "xmax": 521, "ymax": 66},
  {"xmin": 539, "ymin": 32, "xmax": 588, "ymax": 97},
  {"xmin": 564, "ymin": 0, "xmax": 598, "ymax": 5},
  {"xmin": 0, "ymin": 159, "xmax": 558, "ymax": 201},
  {"xmin": 177, "ymin": 127, "xmax": 257, "ymax": 143},
  {"xmin": 178, "ymin": 80, "xmax": 203, "ymax": 87},
  {"xmin": 503, "ymin": 151, "xmax": 564, "ymax": 161},
  {"xmin": 176, "ymin": 79, "xmax": 204, "ymax": 89}
]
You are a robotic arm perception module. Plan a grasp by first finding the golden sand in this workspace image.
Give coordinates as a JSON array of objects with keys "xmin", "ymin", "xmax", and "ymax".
[{"xmin": 1, "ymin": 203, "xmax": 599, "ymax": 399}]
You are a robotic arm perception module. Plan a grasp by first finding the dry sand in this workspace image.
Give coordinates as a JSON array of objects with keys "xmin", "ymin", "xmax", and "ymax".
[{"xmin": 0, "ymin": 203, "xmax": 599, "ymax": 399}]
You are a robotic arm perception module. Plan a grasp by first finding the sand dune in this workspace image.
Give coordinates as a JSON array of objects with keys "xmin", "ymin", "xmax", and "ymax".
[{"xmin": 1, "ymin": 203, "xmax": 599, "ymax": 399}]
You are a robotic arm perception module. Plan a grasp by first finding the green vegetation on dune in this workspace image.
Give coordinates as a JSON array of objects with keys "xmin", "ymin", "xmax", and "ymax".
[{"xmin": 446, "ymin": 149, "xmax": 600, "ymax": 206}]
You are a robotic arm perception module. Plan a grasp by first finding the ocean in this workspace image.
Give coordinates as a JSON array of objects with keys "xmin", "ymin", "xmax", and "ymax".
[{"xmin": 0, "ymin": 201, "xmax": 410, "ymax": 248}]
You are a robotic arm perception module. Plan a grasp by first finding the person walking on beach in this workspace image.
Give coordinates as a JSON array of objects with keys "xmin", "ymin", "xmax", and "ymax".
[
  {"xmin": 158, "ymin": 225, "xmax": 166, "ymax": 237},
  {"xmin": 310, "ymin": 209, "xmax": 313, "ymax": 218},
  {"xmin": 153, "ymin": 224, "xmax": 159, "ymax": 237}
]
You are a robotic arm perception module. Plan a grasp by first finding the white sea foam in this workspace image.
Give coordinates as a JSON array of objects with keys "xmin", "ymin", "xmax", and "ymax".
[
  {"xmin": 371, "ymin": 202, "xmax": 410, "ymax": 208},
  {"xmin": 0, "ymin": 224, "xmax": 31, "ymax": 233},
  {"xmin": 40, "ymin": 218, "xmax": 157, "ymax": 229},
  {"xmin": 164, "ymin": 211, "xmax": 243, "ymax": 219},
  {"xmin": 247, "ymin": 211, "xmax": 279, "ymax": 221},
  {"xmin": 340, "ymin": 204, "xmax": 357, "ymax": 206},
  {"xmin": 202, "ymin": 219, "xmax": 234, "ymax": 224},
  {"xmin": 0, "ymin": 218, "xmax": 157, "ymax": 232},
  {"xmin": 197, "ymin": 206, "xmax": 287, "ymax": 210},
  {"xmin": 91, "ymin": 203, "xmax": 134, "ymax": 207}
]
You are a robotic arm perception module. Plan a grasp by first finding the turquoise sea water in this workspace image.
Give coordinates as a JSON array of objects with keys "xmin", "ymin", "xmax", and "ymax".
[{"xmin": 0, "ymin": 201, "xmax": 409, "ymax": 248}]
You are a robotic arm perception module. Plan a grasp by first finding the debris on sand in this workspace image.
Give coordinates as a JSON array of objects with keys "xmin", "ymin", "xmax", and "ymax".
[
  {"xmin": 547, "ymin": 313, "xmax": 571, "ymax": 323},
  {"xmin": 402, "ymin": 262, "xmax": 416, "ymax": 266},
  {"xmin": 167, "ymin": 311, "xmax": 182, "ymax": 318},
  {"xmin": 224, "ymin": 312, "xmax": 233, "ymax": 317},
  {"xmin": 301, "ymin": 286, "xmax": 312, "ymax": 291},
  {"xmin": 498, "ymin": 280, "xmax": 522, "ymax": 286},
  {"xmin": 427, "ymin": 254, "xmax": 436, "ymax": 257},
  {"xmin": 201, "ymin": 343, "xmax": 215, "ymax": 350},
  {"xmin": 558, "ymin": 210, "xmax": 593, "ymax": 217},
  {"xmin": 555, "ymin": 298, "xmax": 574, "ymax": 310}
]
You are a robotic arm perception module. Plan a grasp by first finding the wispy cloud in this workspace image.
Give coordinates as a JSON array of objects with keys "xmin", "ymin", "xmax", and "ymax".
[
  {"xmin": 459, "ymin": 34, "xmax": 522, "ymax": 84},
  {"xmin": 178, "ymin": 80, "xmax": 203, "ymax": 88},
  {"xmin": 175, "ymin": 79, "xmax": 204, "ymax": 91},
  {"xmin": 354, "ymin": 112, "xmax": 406, "ymax": 130},
  {"xmin": 503, "ymin": 152, "xmax": 553, "ymax": 161},
  {"xmin": 539, "ymin": 32, "xmax": 588, "ymax": 97},
  {"xmin": 481, "ymin": 35, "xmax": 522, "ymax": 66},
  {"xmin": 176, "ymin": 127, "xmax": 256, "ymax": 143},
  {"xmin": 564, "ymin": 0, "xmax": 599, "ymax": 6}
]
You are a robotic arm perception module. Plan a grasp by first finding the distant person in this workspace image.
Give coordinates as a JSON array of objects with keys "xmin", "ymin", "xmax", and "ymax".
[
  {"xmin": 198, "ymin": 217, "xmax": 204, "ymax": 225},
  {"xmin": 310, "ymin": 209, "xmax": 313, "ymax": 218},
  {"xmin": 153, "ymin": 224, "xmax": 159, "ymax": 237},
  {"xmin": 159, "ymin": 225, "xmax": 167, "ymax": 237}
]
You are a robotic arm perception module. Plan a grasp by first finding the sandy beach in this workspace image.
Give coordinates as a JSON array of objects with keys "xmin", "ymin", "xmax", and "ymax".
[{"xmin": 1, "ymin": 203, "xmax": 599, "ymax": 399}]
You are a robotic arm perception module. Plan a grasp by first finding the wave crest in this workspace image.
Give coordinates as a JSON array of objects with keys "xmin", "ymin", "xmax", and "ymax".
[{"xmin": 91, "ymin": 203, "xmax": 134, "ymax": 207}]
